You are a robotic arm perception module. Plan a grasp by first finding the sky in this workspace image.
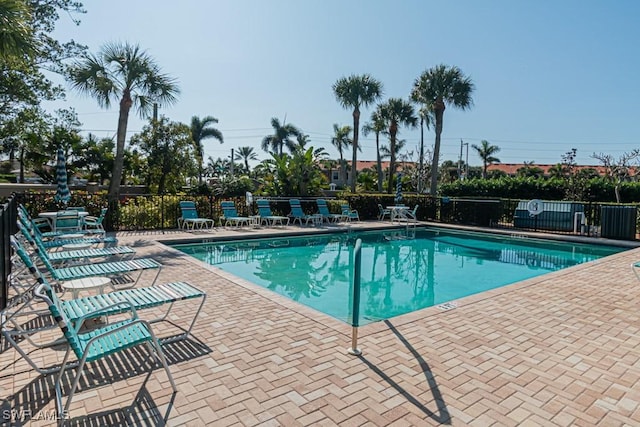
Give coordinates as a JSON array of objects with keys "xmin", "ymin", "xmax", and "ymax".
[{"xmin": 46, "ymin": 0, "xmax": 640, "ymax": 168}]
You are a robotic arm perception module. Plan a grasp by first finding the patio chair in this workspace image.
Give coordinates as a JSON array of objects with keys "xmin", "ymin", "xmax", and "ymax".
[
  {"xmin": 33, "ymin": 280, "xmax": 177, "ymax": 422},
  {"xmin": 54, "ymin": 210, "xmax": 83, "ymax": 233},
  {"xmin": 341, "ymin": 204, "xmax": 360, "ymax": 221},
  {"xmin": 316, "ymin": 199, "xmax": 343, "ymax": 223},
  {"xmin": 12, "ymin": 236, "xmax": 162, "ymax": 288},
  {"xmin": 220, "ymin": 201, "xmax": 251, "ymax": 227},
  {"xmin": 17, "ymin": 221, "xmax": 135, "ymax": 264},
  {"xmin": 378, "ymin": 204, "xmax": 391, "ymax": 221},
  {"xmin": 178, "ymin": 201, "xmax": 215, "ymax": 230},
  {"xmin": 256, "ymin": 199, "xmax": 289, "ymax": 226},
  {"xmin": 18, "ymin": 210, "xmax": 118, "ymax": 248},
  {"xmin": 4, "ymin": 243, "xmax": 206, "ymax": 374},
  {"xmin": 288, "ymin": 199, "xmax": 316, "ymax": 226},
  {"xmin": 83, "ymin": 207, "xmax": 107, "ymax": 234},
  {"xmin": 396, "ymin": 205, "xmax": 418, "ymax": 222}
]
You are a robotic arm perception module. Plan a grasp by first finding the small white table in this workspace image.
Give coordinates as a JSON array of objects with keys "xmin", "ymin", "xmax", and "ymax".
[
  {"xmin": 387, "ymin": 206, "xmax": 410, "ymax": 222},
  {"xmin": 38, "ymin": 211, "xmax": 88, "ymax": 232},
  {"xmin": 249, "ymin": 215, "xmax": 261, "ymax": 228},
  {"xmin": 61, "ymin": 276, "xmax": 111, "ymax": 299}
]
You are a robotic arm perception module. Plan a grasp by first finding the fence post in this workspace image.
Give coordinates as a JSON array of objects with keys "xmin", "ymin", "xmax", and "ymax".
[{"xmin": 347, "ymin": 238, "xmax": 362, "ymax": 356}]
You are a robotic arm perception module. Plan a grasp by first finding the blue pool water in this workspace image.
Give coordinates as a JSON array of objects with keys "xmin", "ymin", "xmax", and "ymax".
[{"xmin": 171, "ymin": 228, "xmax": 624, "ymax": 325}]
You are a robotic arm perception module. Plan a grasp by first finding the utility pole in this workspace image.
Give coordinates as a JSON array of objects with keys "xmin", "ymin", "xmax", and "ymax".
[
  {"xmin": 458, "ymin": 139, "xmax": 464, "ymax": 180},
  {"xmin": 465, "ymin": 142, "xmax": 469, "ymax": 179}
]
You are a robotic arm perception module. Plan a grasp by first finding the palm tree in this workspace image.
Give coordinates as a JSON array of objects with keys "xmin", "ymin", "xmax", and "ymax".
[
  {"xmin": 68, "ymin": 42, "xmax": 180, "ymax": 203},
  {"xmin": 363, "ymin": 110, "xmax": 387, "ymax": 192},
  {"xmin": 0, "ymin": 0, "xmax": 34, "ymax": 61},
  {"xmin": 330, "ymin": 124, "xmax": 352, "ymax": 187},
  {"xmin": 332, "ymin": 74, "xmax": 383, "ymax": 192},
  {"xmin": 261, "ymin": 117, "xmax": 301, "ymax": 155},
  {"xmin": 411, "ymin": 64, "xmax": 474, "ymax": 195},
  {"xmin": 234, "ymin": 146, "xmax": 258, "ymax": 174},
  {"xmin": 472, "ymin": 140, "xmax": 501, "ymax": 178},
  {"xmin": 190, "ymin": 115, "xmax": 223, "ymax": 185},
  {"xmin": 417, "ymin": 106, "xmax": 433, "ymax": 192},
  {"xmin": 377, "ymin": 98, "xmax": 418, "ymax": 193}
]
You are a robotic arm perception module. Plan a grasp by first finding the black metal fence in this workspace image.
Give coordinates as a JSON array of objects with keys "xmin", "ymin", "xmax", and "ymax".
[{"xmin": 1, "ymin": 194, "xmax": 18, "ymax": 310}]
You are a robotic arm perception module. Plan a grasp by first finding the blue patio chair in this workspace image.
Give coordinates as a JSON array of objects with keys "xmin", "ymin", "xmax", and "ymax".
[
  {"xmin": 83, "ymin": 207, "xmax": 107, "ymax": 234},
  {"xmin": 341, "ymin": 204, "xmax": 360, "ymax": 221},
  {"xmin": 17, "ymin": 222, "xmax": 134, "ymax": 264},
  {"xmin": 178, "ymin": 201, "xmax": 215, "ymax": 230},
  {"xmin": 256, "ymin": 199, "xmax": 289, "ymax": 226},
  {"xmin": 5, "ymin": 241, "xmax": 206, "ymax": 374},
  {"xmin": 316, "ymin": 199, "xmax": 343, "ymax": 223},
  {"xmin": 220, "ymin": 201, "xmax": 251, "ymax": 227},
  {"xmin": 12, "ymin": 236, "xmax": 161, "ymax": 288},
  {"xmin": 18, "ymin": 210, "xmax": 117, "ymax": 248},
  {"xmin": 34, "ymin": 279, "xmax": 177, "ymax": 421},
  {"xmin": 288, "ymin": 199, "xmax": 315, "ymax": 226},
  {"xmin": 378, "ymin": 204, "xmax": 391, "ymax": 221},
  {"xmin": 54, "ymin": 210, "xmax": 82, "ymax": 233}
]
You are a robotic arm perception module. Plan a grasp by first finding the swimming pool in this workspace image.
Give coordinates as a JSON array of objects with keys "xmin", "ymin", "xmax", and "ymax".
[{"xmin": 171, "ymin": 228, "xmax": 624, "ymax": 325}]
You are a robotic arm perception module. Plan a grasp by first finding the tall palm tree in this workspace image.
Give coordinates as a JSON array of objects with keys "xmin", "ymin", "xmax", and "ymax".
[
  {"xmin": 332, "ymin": 74, "xmax": 383, "ymax": 192},
  {"xmin": 190, "ymin": 115, "xmax": 223, "ymax": 185},
  {"xmin": 411, "ymin": 64, "xmax": 474, "ymax": 195},
  {"xmin": 378, "ymin": 98, "xmax": 418, "ymax": 193},
  {"xmin": 234, "ymin": 146, "xmax": 258, "ymax": 174},
  {"xmin": 261, "ymin": 117, "xmax": 301, "ymax": 155},
  {"xmin": 472, "ymin": 140, "xmax": 500, "ymax": 178},
  {"xmin": 68, "ymin": 42, "xmax": 180, "ymax": 203},
  {"xmin": 363, "ymin": 110, "xmax": 387, "ymax": 192},
  {"xmin": 330, "ymin": 124, "xmax": 352, "ymax": 187}
]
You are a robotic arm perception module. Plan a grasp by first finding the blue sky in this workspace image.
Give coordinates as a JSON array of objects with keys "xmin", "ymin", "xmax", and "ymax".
[{"xmin": 48, "ymin": 0, "xmax": 640, "ymax": 167}]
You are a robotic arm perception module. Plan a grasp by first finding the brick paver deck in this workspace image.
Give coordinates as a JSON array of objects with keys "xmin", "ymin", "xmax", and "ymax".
[{"xmin": 2, "ymin": 222, "xmax": 640, "ymax": 426}]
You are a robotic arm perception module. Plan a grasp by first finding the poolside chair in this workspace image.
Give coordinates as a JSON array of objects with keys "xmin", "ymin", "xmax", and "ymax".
[
  {"xmin": 316, "ymin": 199, "xmax": 343, "ymax": 223},
  {"xmin": 4, "ymin": 243, "xmax": 206, "ymax": 374},
  {"xmin": 54, "ymin": 210, "xmax": 83, "ymax": 233},
  {"xmin": 17, "ymin": 221, "xmax": 135, "ymax": 265},
  {"xmin": 18, "ymin": 209, "xmax": 118, "ymax": 248},
  {"xmin": 341, "ymin": 204, "xmax": 360, "ymax": 221},
  {"xmin": 33, "ymin": 280, "xmax": 177, "ymax": 422},
  {"xmin": 178, "ymin": 201, "xmax": 215, "ymax": 230},
  {"xmin": 288, "ymin": 199, "xmax": 316, "ymax": 226},
  {"xmin": 378, "ymin": 204, "xmax": 391, "ymax": 221},
  {"xmin": 12, "ymin": 236, "xmax": 161, "ymax": 288},
  {"xmin": 395, "ymin": 205, "xmax": 418, "ymax": 222},
  {"xmin": 220, "ymin": 201, "xmax": 251, "ymax": 227},
  {"xmin": 82, "ymin": 207, "xmax": 107, "ymax": 234},
  {"xmin": 256, "ymin": 199, "xmax": 290, "ymax": 226}
]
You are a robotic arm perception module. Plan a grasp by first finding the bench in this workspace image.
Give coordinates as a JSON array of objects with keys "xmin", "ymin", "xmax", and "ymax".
[{"xmin": 513, "ymin": 200, "xmax": 584, "ymax": 232}]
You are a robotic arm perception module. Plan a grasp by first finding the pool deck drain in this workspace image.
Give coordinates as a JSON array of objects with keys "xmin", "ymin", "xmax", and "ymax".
[{"xmin": 3, "ymin": 221, "xmax": 640, "ymax": 426}]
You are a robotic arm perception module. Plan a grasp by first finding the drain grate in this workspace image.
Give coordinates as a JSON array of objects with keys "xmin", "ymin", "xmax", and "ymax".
[{"xmin": 437, "ymin": 301, "xmax": 458, "ymax": 311}]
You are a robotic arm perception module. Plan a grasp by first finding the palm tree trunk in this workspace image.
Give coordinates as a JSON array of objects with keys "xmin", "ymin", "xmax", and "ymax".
[
  {"xmin": 387, "ymin": 125, "xmax": 397, "ymax": 193},
  {"xmin": 418, "ymin": 118, "xmax": 424, "ymax": 193},
  {"xmin": 109, "ymin": 93, "xmax": 132, "ymax": 201},
  {"xmin": 429, "ymin": 102, "xmax": 445, "ymax": 195},
  {"xmin": 376, "ymin": 131, "xmax": 383, "ymax": 192},
  {"xmin": 351, "ymin": 108, "xmax": 360, "ymax": 192}
]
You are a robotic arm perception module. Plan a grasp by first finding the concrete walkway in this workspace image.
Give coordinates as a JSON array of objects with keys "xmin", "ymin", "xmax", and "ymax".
[{"xmin": 2, "ymin": 222, "xmax": 640, "ymax": 426}]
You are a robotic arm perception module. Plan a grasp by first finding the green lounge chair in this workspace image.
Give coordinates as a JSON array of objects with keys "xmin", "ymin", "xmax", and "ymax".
[
  {"xmin": 341, "ymin": 204, "xmax": 360, "ymax": 221},
  {"xmin": 178, "ymin": 201, "xmax": 215, "ymax": 230},
  {"xmin": 220, "ymin": 201, "xmax": 251, "ymax": 227},
  {"xmin": 288, "ymin": 199, "xmax": 316, "ymax": 225},
  {"xmin": 4, "ymin": 242, "xmax": 205, "ymax": 374},
  {"xmin": 34, "ymin": 280, "xmax": 177, "ymax": 422},
  {"xmin": 315, "ymin": 199, "xmax": 343, "ymax": 223},
  {"xmin": 256, "ymin": 199, "xmax": 289, "ymax": 226}
]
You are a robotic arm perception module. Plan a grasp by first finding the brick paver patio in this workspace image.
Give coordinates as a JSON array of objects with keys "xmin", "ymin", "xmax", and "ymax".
[{"xmin": 2, "ymin": 222, "xmax": 640, "ymax": 426}]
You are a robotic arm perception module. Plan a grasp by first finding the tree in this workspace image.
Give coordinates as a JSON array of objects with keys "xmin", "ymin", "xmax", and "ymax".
[
  {"xmin": 129, "ymin": 116, "xmax": 195, "ymax": 194},
  {"xmin": 377, "ymin": 98, "xmax": 418, "ymax": 193},
  {"xmin": 190, "ymin": 115, "xmax": 223, "ymax": 185},
  {"xmin": 516, "ymin": 161, "xmax": 544, "ymax": 179},
  {"xmin": 332, "ymin": 74, "xmax": 383, "ymax": 192},
  {"xmin": 234, "ymin": 146, "xmax": 258, "ymax": 174},
  {"xmin": 330, "ymin": 124, "xmax": 352, "ymax": 187},
  {"xmin": 547, "ymin": 163, "xmax": 567, "ymax": 179},
  {"xmin": 592, "ymin": 150, "xmax": 640, "ymax": 202},
  {"xmin": 363, "ymin": 110, "xmax": 387, "ymax": 192},
  {"xmin": 80, "ymin": 133, "xmax": 114, "ymax": 184},
  {"xmin": 411, "ymin": 64, "xmax": 474, "ymax": 195},
  {"xmin": 472, "ymin": 140, "xmax": 501, "ymax": 178},
  {"xmin": 261, "ymin": 117, "xmax": 301, "ymax": 155},
  {"xmin": 417, "ymin": 106, "xmax": 433, "ymax": 192},
  {"xmin": 0, "ymin": 0, "xmax": 35, "ymax": 61},
  {"xmin": 68, "ymin": 41, "xmax": 179, "ymax": 203}
]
